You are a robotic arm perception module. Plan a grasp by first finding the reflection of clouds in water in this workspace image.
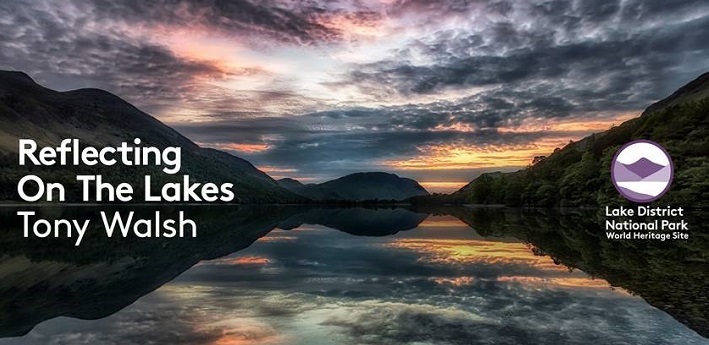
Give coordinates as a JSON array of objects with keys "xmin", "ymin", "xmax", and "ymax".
[
  {"xmin": 211, "ymin": 256, "xmax": 272, "ymax": 265},
  {"xmin": 18, "ymin": 284, "xmax": 705, "ymax": 345},
  {"xmin": 386, "ymin": 237, "xmax": 615, "ymax": 289},
  {"xmin": 4, "ymin": 220, "xmax": 708, "ymax": 345},
  {"xmin": 320, "ymin": 299, "xmax": 700, "ymax": 345},
  {"xmin": 386, "ymin": 238, "xmax": 569, "ymax": 269},
  {"xmin": 14, "ymin": 289, "xmax": 286, "ymax": 345}
]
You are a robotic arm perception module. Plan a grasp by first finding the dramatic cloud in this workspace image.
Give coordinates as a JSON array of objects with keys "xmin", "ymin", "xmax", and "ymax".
[
  {"xmin": 0, "ymin": 1, "xmax": 223, "ymax": 112},
  {"xmin": 0, "ymin": 0, "xmax": 339, "ymax": 115},
  {"xmin": 1, "ymin": 0, "xmax": 708, "ymax": 189},
  {"xmin": 347, "ymin": 1, "xmax": 709, "ymax": 106},
  {"xmin": 173, "ymin": 100, "xmax": 616, "ymax": 183},
  {"xmin": 86, "ymin": 0, "xmax": 343, "ymax": 44}
]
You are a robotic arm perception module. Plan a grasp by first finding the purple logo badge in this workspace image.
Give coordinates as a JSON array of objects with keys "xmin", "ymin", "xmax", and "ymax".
[{"xmin": 611, "ymin": 140, "xmax": 673, "ymax": 203}]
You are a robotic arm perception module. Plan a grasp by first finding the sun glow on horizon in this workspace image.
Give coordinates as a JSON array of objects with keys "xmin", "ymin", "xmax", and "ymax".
[
  {"xmin": 36, "ymin": 1, "xmax": 659, "ymax": 186},
  {"xmin": 96, "ymin": 8, "xmax": 648, "ymax": 185},
  {"xmin": 383, "ymin": 136, "xmax": 576, "ymax": 170},
  {"xmin": 418, "ymin": 182, "xmax": 469, "ymax": 193}
]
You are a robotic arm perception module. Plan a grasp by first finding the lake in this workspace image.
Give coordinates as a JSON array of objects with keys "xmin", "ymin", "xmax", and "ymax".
[{"xmin": 0, "ymin": 206, "xmax": 707, "ymax": 344}]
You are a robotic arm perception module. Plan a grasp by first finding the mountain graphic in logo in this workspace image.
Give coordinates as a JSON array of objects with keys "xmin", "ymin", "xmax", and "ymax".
[
  {"xmin": 611, "ymin": 140, "xmax": 673, "ymax": 203},
  {"xmin": 622, "ymin": 158, "xmax": 666, "ymax": 179}
]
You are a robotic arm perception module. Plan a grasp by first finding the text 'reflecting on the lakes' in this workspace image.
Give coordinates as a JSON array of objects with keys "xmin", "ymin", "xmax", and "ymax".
[
  {"xmin": 19, "ymin": 138, "xmax": 181, "ymax": 174},
  {"xmin": 15, "ymin": 138, "xmax": 235, "ymax": 203},
  {"xmin": 12, "ymin": 138, "xmax": 244, "ymax": 246}
]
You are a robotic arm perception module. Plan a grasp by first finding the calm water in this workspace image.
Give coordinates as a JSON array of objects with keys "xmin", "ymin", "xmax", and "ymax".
[{"xmin": 0, "ymin": 206, "xmax": 707, "ymax": 345}]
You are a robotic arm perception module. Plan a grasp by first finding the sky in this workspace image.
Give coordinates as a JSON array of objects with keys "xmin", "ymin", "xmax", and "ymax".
[
  {"xmin": 4, "ymin": 216, "xmax": 708, "ymax": 345},
  {"xmin": 1, "ymin": 0, "xmax": 709, "ymax": 192}
]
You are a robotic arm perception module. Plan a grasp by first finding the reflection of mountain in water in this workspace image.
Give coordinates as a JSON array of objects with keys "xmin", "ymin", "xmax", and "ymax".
[
  {"xmin": 433, "ymin": 207, "xmax": 709, "ymax": 338},
  {"xmin": 1, "ymin": 206, "xmax": 707, "ymax": 339},
  {"xmin": 0, "ymin": 206, "xmax": 427, "ymax": 337},
  {"xmin": 277, "ymin": 207, "xmax": 428, "ymax": 235}
]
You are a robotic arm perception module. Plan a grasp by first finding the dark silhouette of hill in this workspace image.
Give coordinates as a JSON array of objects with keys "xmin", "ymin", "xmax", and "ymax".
[
  {"xmin": 0, "ymin": 70, "xmax": 303, "ymax": 203},
  {"xmin": 278, "ymin": 172, "xmax": 429, "ymax": 201}
]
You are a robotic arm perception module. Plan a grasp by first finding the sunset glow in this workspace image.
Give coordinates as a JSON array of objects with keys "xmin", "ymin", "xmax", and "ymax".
[
  {"xmin": 418, "ymin": 182, "xmax": 470, "ymax": 193},
  {"xmin": 384, "ymin": 136, "xmax": 577, "ymax": 170},
  {"xmin": 3, "ymin": 0, "xmax": 706, "ymax": 189}
]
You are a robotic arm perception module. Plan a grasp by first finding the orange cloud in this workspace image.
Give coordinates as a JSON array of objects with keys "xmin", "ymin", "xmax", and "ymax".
[
  {"xmin": 258, "ymin": 236, "xmax": 297, "ymax": 242},
  {"xmin": 197, "ymin": 142, "xmax": 271, "ymax": 153},
  {"xmin": 496, "ymin": 276, "xmax": 616, "ymax": 289},
  {"xmin": 257, "ymin": 166, "xmax": 298, "ymax": 174},
  {"xmin": 384, "ymin": 136, "xmax": 576, "ymax": 170},
  {"xmin": 316, "ymin": 11, "xmax": 386, "ymax": 40},
  {"xmin": 497, "ymin": 112, "xmax": 639, "ymax": 134},
  {"xmin": 390, "ymin": 112, "xmax": 639, "ymax": 171},
  {"xmin": 218, "ymin": 256, "xmax": 271, "ymax": 265}
]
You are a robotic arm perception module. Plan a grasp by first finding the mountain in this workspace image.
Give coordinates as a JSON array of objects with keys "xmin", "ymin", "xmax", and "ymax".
[
  {"xmin": 414, "ymin": 72, "xmax": 709, "ymax": 208},
  {"xmin": 278, "ymin": 172, "xmax": 429, "ymax": 201},
  {"xmin": 0, "ymin": 70, "xmax": 303, "ymax": 203},
  {"xmin": 277, "ymin": 177, "xmax": 306, "ymax": 190}
]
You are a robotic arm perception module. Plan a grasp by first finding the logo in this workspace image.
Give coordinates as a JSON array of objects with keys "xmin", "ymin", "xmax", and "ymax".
[{"xmin": 611, "ymin": 140, "xmax": 673, "ymax": 203}]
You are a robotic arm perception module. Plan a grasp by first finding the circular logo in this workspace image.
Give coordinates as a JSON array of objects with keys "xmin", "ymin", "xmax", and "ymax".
[{"xmin": 611, "ymin": 140, "xmax": 673, "ymax": 203}]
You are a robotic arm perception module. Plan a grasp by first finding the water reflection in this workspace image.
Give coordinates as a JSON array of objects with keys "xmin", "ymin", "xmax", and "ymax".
[
  {"xmin": 445, "ymin": 207, "xmax": 709, "ymax": 338},
  {"xmin": 0, "ymin": 206, "xmax": 706, "ymax": 344}
]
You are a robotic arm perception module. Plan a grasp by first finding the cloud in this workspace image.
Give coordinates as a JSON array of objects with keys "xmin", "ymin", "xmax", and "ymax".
[
  {"xmin": 320, "ymin": 297, "xmax": 685, "ymax": 345},
  {"xmin": 0, "ymin": 1, "xmax": 228, "ymax": 111},
  {"xmin": 82, "ymin": 0, "xmax": 341, "ymax": 45},
  {"xmin": 0, "ymin": 0, "xmax": 343, "ymax": 115},
  {"xmin": 172, "ymin": 98, "xmax": 593, "ymax": 182},
  {"xmin": 11, "ymin": 292, "xmax": 281, "ymax": 345},
  {"xmin": 1, "ymin": 0, "xmax": 708, "ymax": 185},
  {"xmin": 346, "ymin": 3, "xmax": 709, "ymax": 110}
]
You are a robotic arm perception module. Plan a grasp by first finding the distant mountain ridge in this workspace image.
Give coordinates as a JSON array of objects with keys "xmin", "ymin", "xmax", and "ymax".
[
  {"xmin": 278, "ymin": 172, "xmax": 429, "ymax": 201},
  {"xmin": 0, "ymin": 70, "xmax": 302, "ymax": 203}
]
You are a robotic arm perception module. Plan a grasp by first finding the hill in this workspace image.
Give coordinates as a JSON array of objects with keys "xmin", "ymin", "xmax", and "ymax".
[
  {"xmin": 278, "ymin": 172, "xmax": 429, "ymax": 201},
  {"xmin": 0, "ymin": 70, "xmax": 303, "ymax": 203},
  {"xmin": 414, "ymin": 72, "xmax": 709, "ymax": 208}
]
